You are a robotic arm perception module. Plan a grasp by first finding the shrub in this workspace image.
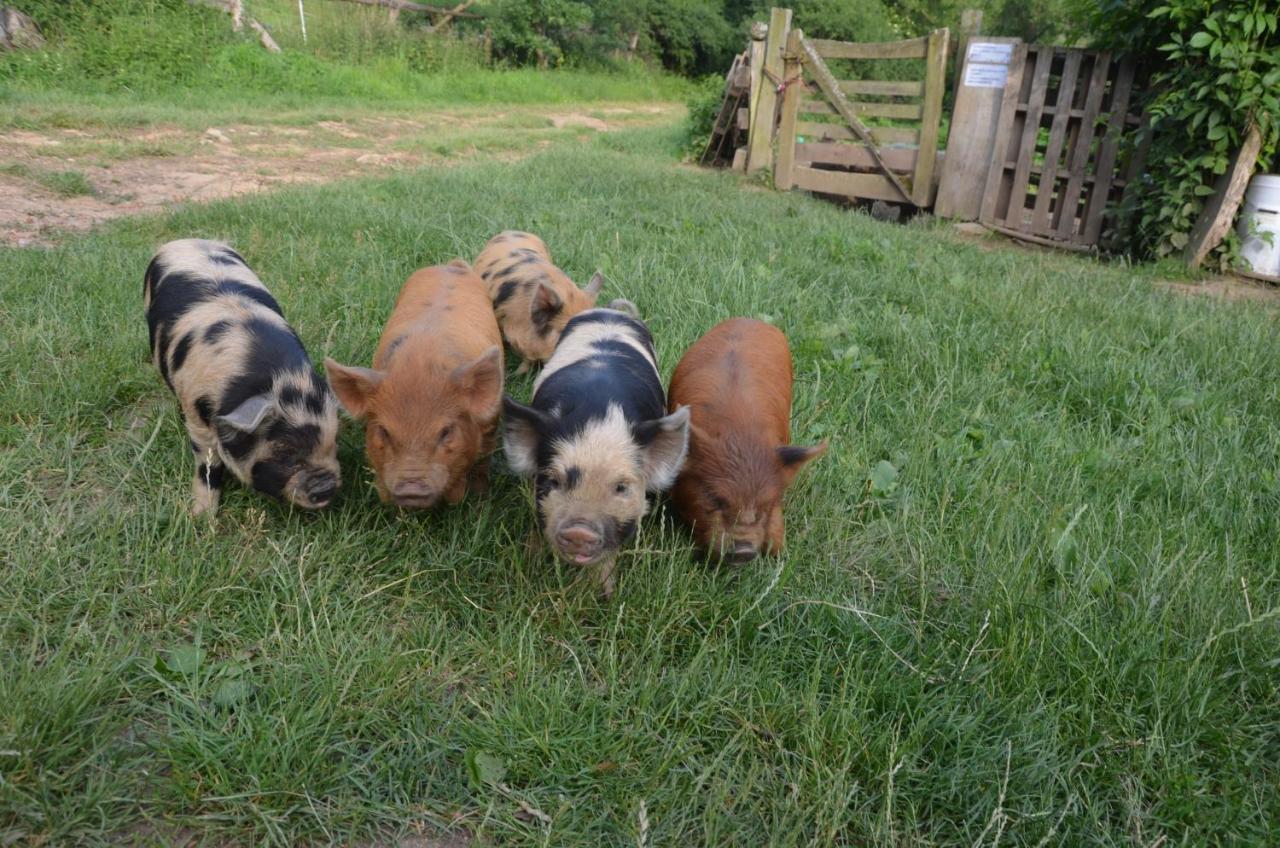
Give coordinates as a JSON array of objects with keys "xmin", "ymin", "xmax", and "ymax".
[
  {"xmin": 1079, "ymin": 0, "xmax": 1279, "ymax": 264},
  {"xmin": 680, "ymin": 73, "xmax": 729, "ymax": 160}
]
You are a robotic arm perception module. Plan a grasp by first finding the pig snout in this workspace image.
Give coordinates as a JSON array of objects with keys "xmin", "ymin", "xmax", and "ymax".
[
  {"xmin": 302, "ymin": 471, "xmax": 338, "ymax": 508},
  {"xmin": 391, "ymin": 477, "xmax": 441, "ymax": 510},
  {"xmin": 554, "ymin": 521, "xmax": 605, "ymax": 565},
  {"xmin": 728, "ymin": 540, "xmax": 758, "ymax": 564}
]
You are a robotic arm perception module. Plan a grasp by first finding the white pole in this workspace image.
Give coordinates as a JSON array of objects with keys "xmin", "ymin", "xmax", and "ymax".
[{"xmin": 297, "ymin": 0, "xmax": 307, "ymax": 43}]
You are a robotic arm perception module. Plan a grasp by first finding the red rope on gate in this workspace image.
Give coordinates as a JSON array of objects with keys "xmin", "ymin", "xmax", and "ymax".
[{"xmin": 763, "ymin": 67, "xmax": 805, "ymax": 94}]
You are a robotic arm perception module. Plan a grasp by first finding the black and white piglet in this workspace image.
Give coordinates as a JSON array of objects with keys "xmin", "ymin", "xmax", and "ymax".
[
  {"xmin": 502, "ymin": 308, "xmax": 690, "ymax": 597},
  {"xmin": 144, "ymin": 239, "xmax": 340, "ymax": 515}
]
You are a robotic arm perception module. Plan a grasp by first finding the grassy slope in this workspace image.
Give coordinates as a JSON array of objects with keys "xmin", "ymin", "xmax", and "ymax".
[{"xmin": 1, "ymin": 124, "xmax": 1278, "ymax": 845}]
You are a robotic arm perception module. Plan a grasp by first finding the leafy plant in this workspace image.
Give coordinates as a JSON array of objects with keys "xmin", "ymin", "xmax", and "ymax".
[{"xmin": 1080, "ymin": 0, "xmax": 1279, "ymax": 265}]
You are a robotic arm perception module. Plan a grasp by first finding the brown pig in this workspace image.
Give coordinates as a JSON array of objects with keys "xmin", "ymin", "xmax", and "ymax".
[
  {"xmin": 473, "ymin": 230, "xmax": 607, "ymax": 372},
  {"xmin": 324, "ymin": 261, "xmax": 503, "ymax": 509},
  {"xmin": 668, "ymin": 318, "xmax": 827, "ymax": 563}
]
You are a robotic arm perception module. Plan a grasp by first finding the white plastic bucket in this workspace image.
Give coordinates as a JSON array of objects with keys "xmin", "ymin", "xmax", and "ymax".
[{"xmin": 1238, "ymin": 174, "xmax": 1280, "ymax": 276}]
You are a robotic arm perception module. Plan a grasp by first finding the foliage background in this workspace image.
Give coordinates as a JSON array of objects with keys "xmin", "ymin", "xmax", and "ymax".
[{"xmin": 1074, "ymin": 0, "xmax": 1279, "ymax": 265}]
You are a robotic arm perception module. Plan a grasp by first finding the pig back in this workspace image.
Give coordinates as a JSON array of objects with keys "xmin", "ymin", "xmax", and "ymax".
[
  {"xmin": 374, "ymin": 262, "xmax": 500, "ymax": 369},
  {"xmin": 670, "ymin": 318, "xmax": 793, "ymax": 444}
]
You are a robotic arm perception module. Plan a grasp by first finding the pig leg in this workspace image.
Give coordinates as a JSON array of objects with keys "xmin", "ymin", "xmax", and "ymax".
[
  {"xmin": 595, "ymin": 555, "xmax": 618, "ymax": 600},
  {"xmin": 515, "ymin": 359, "xmax": 534, "ymax": 376},
  {"xmin": 190, "ymin": 440, "xmax": 225, "ymax": 517},
  {"xmin": 466, "ymin": 456, "xmax": 491, "ymax": 496}
]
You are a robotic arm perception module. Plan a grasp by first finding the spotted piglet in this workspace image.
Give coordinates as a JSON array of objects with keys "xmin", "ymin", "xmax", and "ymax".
[
  {"xmin": 475, "ymin": 231, "xmax": 633, "ymax": 373},
  {"xmin": 144, "ymin": 239, "xmax": 341, "ymax": 516},
  {"xmin": 502, "ymin": 308, "xmax": 690, "ymax": 598},
  {"xmin": 667, "ymin": 319, "xmax": 826, "ymax": 563},
  {"xmin": 324, "ymin": 261, "xmax": 503, "ymax": 509}
]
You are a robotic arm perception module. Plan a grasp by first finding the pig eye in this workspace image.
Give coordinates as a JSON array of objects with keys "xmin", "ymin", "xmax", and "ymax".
[
  {"xmin": 372, "ymin": 424, "xmax": 390, "ymax": 443},
  {"xmin": 543, "ymin": 473, "xmax": 560, "ymax": 491},
  {"xmin": 708, "ymin": 494, "xmax": 728, "ymax": 511},
  {"xmin": 438, "ymin": 424, "xmax": 455, "ymax": 444},
  {"xmin": 614, "ymin": 482, "xmax": 629, "ymax": 496}
]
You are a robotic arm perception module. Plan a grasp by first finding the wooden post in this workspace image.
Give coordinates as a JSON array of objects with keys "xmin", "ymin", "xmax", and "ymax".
[
  {"xmin": 297, "ymin": 0, "xmax": 308, "ymax": 42},
  {"xmin": 774, "ymin": 28, "xmax": 804, "ymax": 190},
  {"xmin": 746, "ymin": 7, "xmax": 791, "ymax": 175},
  {"xmin": 912, "ymin": 27, "xmax": 949, "ymax": 207},
  {"xmin": 745, "ymin": 22, "xmax": 767, "ymax": 171},
  {"xmin": 936, "ymin": 36, "xmax": 1019, "ymax": 219},
  {"xmin": 1184, "ymin": 122, "xmax": 1264, "ymax": 269},
  {"xmin": 951, "ymin": 9, "xmax": 982, "ymax": 103}
]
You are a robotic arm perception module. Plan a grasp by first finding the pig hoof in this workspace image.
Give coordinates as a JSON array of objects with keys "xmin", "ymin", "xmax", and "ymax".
[{"xmin": 515, "ymin": 360, "xmax": 533, "ymax": 376}]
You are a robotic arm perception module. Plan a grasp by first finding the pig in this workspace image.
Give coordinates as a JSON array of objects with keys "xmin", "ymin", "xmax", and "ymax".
[
  {"xmin": 502, "ymin": 307, "xmax": 690, "ymax": 598},
  {"xmin": 143, "ymin": 238, "xmax": 341, "ymax": 516},
  {"xmin": 473, "ymin": 230, "xmax": 615, "ymax": 372},
  {"xmin": 324, "ymin": 260, "xmax": 503, "ymax": 509},
  {"xmin": 667, "ymin": 318, "xmax": 827, "ymax": 563}
]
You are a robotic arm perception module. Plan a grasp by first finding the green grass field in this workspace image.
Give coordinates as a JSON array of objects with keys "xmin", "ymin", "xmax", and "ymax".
[{"xmin": 2, "ymin": 117, "xmax": 1279, "ymax": 845}]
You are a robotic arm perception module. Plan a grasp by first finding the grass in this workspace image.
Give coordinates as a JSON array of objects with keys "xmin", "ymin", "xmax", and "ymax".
[
  {"xmin": 0, "ymin": 163, "xmax": 96, "ymax": 197},
  {"xmin": 2, "ymin": 121, "xmax": 1279, "ymax": 846}
]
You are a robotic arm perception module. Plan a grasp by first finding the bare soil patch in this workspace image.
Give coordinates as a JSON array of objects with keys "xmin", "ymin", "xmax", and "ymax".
[{"xmin": 0, "ymin": 104, "xmax": 678, "ymax": 246}]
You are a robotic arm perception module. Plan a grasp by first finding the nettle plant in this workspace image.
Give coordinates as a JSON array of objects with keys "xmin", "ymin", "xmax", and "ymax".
[{"xmin": 1088, "ymin": 0, "xmax": 1279, "ymax": 264}]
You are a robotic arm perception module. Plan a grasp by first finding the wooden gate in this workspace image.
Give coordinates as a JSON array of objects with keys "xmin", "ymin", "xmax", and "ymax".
[
  {"xmin": 773, "ymin": 27, "xmax": 950, "ymax": 207},
  {"xmin": 978, "ymin": 45, "xmax": 1140, "ymax": 248}
]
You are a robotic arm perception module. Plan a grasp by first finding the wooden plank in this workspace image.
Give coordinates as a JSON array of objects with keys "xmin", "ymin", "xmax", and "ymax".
[
  {"xmin": 1184, "ymin": 121, "xmax": 1264, "ymax": 268},
  {"xmin": 797, "ymin": 35, "xmax": 915, "ymax": 202},
  {"xmin": 774, "ymin": 28, "xmax": 804, "ymax": 191},
  {"xmin": 951, "ymin": 8, "xmax": 984, "ymax": 104},
  {"xmin": 935, "ymin": 36, "xmax": 1020, "ymax": 220},
  {"xmin": 979, "ymin": 43, "xmax": 1029, "ymax": 225},
  {"xmin": 809, "ymin": 36, "xmax": 928, "ymax": 60},
  {"xmin": 747, "ymin": 27, "xmax": 766, "ymax": 139},
  {"xmin": 1002, "ymin": 46, "xmax": 1053, "ymax": 230},
  {"xmin": 838, "ymin": 79, "xmax": 925, "ymax": 98},
  {"xmin": 746, "ymin": 7, "xmax": 791, "ymax": 175},
  {"xmin": 737, "ymin": 107, "xmax": 749, "ymax": 130},
  {"xmin": 1080, "ymin": 58, "xmax": 1135, "ymax": 244},
  {"xmin": 1029, "ymin": 49, "xmax": 1082, "ymax": 234},
  {"xmin": 1054, "ymin": 51, "xmax": 1111, "ymax": 240},
  {"xmin": 795, "ymin": 121, "xmax": 919, "ymax": 146},
  {"xmin": 912, "ymin": 27, "xmax": 949, "ymax": 207},
  {"xmin": 799, "ymin": 98, "xmax": 922, "ymax": 120},
  {"xmin": 792, "ymin": 166, "xmax": 910, "ymax": 202},
  {"xmin": 796, "ymin": 142, "xmax": 917, "ymax": 172},
  {"xmin": 732, "ymin": 147, "xmax": 747, "ymax": 171},
  {"xmin": 989, "ymin": 223, "xmax": 1093, "ymax": 252}
]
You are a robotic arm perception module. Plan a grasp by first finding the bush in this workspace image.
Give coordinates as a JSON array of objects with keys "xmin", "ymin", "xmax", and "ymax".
[
  {"xmin": 1079, "ymin": 0, "xmax": 1279, "ymax": 264},
  {"xmin": 680, "ymin": 73, "xmax": 728, "ymax": 159}
]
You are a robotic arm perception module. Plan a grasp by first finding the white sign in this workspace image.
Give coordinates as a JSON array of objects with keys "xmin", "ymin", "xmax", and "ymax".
[
  {"xmin": 964, "ymin": 62, "xmax": 1009, "ymax": 88},
  {"xmin": 967, "ymin": 41, "xmax": 1014, "ymax": 64}
]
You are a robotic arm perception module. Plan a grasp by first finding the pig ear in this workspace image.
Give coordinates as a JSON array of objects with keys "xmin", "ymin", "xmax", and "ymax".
[
  {"xmin": 777, "ymin": 441, "xmax": 828, "ymax": 474},
  {"xmin": 583, "ymin": 271, "xmax": 604, "ymax": 298},
  {"xmin": 215, "ymin": 393, "xmax": 276, "ymax": 433},
  {"xmin": 635, "ymin": 405, "xmax": 691, "ymax": 492},
  {"xmin": 607, "ymin": 297, "xmax": 639, "ymax": 318},
  {"xmin": 530, "ymin": 282, "xmax": 563, "ymax": 334},
  {"xmin": 452, "ymin": 345, "xmax": 503, "ymax": 421},
  {"xmin": 324, "ymin": 357, "xmax": 384, "ymax": 419},
  {"xmin": 502, "ymin": 395, "xmax": 552, "ymax": 478}
]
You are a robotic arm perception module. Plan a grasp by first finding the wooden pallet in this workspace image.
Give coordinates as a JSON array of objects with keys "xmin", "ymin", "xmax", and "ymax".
[
  {"xmin": 979, "ymin": 46, "xmax": 1140, "ymax": 248},
  {"xmin": 700, "ymin": 53, "xmax": 752, "ymax": 167}
]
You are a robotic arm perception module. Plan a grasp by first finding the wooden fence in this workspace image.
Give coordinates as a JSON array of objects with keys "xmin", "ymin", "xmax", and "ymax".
[
  {"xmin": 978, "ymin": 45, "xmax": 1141, "ymax": 249},
  {"xmin": 712, "ymin": 7, "xmax": 1151, "ymax": 252},
  {"xmin": 772, "ymin": 26, "xmax": 950, "ymax": 207}
]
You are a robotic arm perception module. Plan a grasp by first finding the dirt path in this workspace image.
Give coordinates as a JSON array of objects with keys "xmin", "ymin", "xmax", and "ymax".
[{"xmin": 0, "ymin": 104, "xmax": 678, "ymax": 246}]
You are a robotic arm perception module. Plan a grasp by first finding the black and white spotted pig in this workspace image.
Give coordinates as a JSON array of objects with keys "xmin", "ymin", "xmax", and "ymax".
[
  {"xmin": 144, "ymin": 239, "xmax": 341, "ymax": 516},
  {"xmin": 502, "ymin": 308, "xmax": 690, "ymax": 597}
]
